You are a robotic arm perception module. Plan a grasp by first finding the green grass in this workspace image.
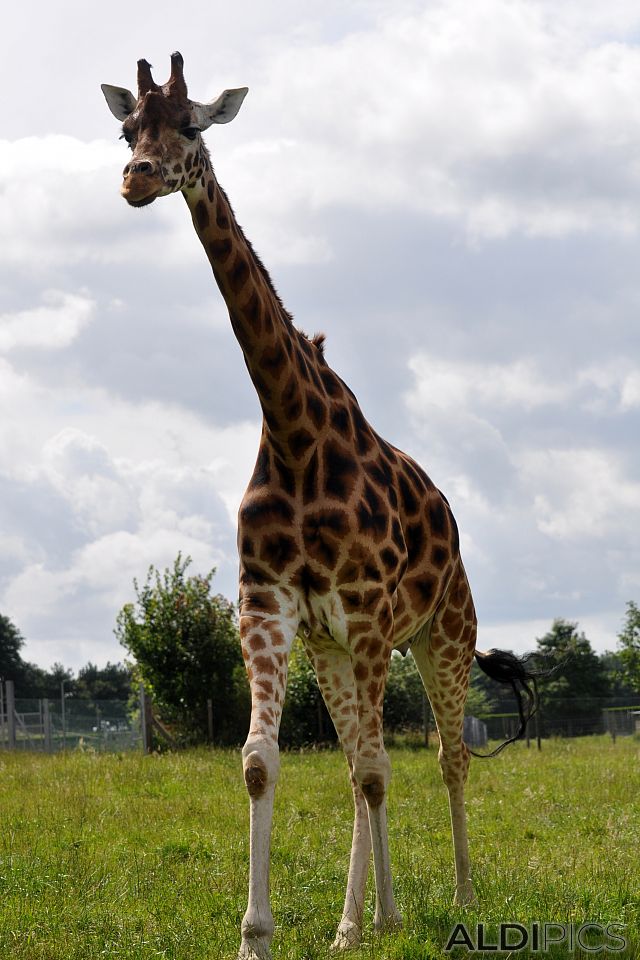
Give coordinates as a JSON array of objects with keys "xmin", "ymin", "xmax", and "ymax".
[{"xmin": 0, "ymin": 736, "xmax": 638, "ymax": 959}]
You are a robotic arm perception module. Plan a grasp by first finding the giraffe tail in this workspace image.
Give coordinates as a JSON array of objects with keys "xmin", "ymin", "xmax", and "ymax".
[{"xmin": 469, "ymin": 648, "xmax": 543, "ymax": 759}]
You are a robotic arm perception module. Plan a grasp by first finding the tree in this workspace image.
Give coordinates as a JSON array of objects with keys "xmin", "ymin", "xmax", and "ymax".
[
  {"xmin": 617, "ymin": 601, "xmax": 640, "ymax": 694},
  {"xmin": 75, "ymin": 662, "xmax": 132, "ymax": 701},
  {"xmin": 115, "ymin": 554, "xmax": 246, "ymax": 743},
  {"xmin": 280, "ymin": 646, "xmax": 492, "ymax": 745},
  {"xmin": 384, "ymin": 653, "xmax": 426, "ymax": 731},
  {"xmin": 599, "ymin": 650, "xmax": 637, "ymax": 699},
  {"xmin": 0, "ymin": 614, "xmax": 53, "ymax": 697},
  {"xmin": 534, "ymin": 619, "xmax": 610, "ymax": 734},
  {"xmin": 26, "ymin": 662, "xmax": 75, "ymax": 700},
  {"xmin": 0, "ymin": 613, "xmax": 27, "ymax": 680},
  {"xmin": 464, "ymin": 680, "xmax": 493, "ymax": 718},
  {"xmin": 279, "ymin": 639, "xmax": 335, "ymax": 747}
]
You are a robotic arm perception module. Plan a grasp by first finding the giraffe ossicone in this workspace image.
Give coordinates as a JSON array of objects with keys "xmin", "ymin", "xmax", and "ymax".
[{"xmin": 103, "ymin": 52, "xmax": 538, "ymax": 960}]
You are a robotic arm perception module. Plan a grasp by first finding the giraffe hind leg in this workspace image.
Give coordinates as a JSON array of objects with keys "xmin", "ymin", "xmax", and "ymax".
[
  {"xmin": 348, "ymin": 627, "xmax": 403, "ymax": 938},
  {"xmin": 410, "ymin": 562, "xmax": 477, "ymax": 907}
]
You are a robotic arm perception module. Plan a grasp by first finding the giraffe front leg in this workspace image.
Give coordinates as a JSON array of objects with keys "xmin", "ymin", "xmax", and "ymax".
[
  {"xmin": 238, "ymin": 609, "xmax": 296, "ymax": 960},
  {"xmin": 361, "ymin": 762, "xmax": 403, "ymax": 935},
  {"xmin": 331, "ymin": 768, "xmax": 371, "ymax": 951},
  {"xmin": 304, "ymin": 643, "xmax": 371, "ymax": 950}
]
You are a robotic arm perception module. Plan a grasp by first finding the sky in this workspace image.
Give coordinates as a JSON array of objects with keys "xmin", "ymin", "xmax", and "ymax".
[{"xmin": 1, "ymin": 0, "xmax": 639, "ymax": 671}]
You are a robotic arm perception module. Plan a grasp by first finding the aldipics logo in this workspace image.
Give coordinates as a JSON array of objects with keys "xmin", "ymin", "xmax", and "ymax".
[{"xmin": 444, "ymin": 922, "xmax": 628, "ymax": 953}]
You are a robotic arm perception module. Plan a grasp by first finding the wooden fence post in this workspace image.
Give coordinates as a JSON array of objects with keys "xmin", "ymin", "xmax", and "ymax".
[
  {"xmin": 6, "ymin": 681, "xmax": 16, "ymax": 749},
  {"xmin": 43, "ymin": 699, "xmax": 52, "ymax": 752},
  {"xmin": 534, "ymin": 688, "xmax": 542, "ymax": 751},
  {"xmin": 608, "ymin": 709, "xmax": 617, "ymax": 744},
  {"xmin": 60, "ymin": 682, "xmax": 67, "ymax": 750}
]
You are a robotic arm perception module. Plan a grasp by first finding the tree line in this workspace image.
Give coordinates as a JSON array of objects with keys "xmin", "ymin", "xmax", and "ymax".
[
  {"xmin": 2, "ymin": 554, "xmax": 639, "ymax": 746},
  {"xmin": 0, "ymin": 615, "xmax": 130, "ymax": 702}
]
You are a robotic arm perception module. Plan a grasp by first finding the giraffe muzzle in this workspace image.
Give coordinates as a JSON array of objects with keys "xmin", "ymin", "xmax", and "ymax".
[{"xmin": 121, "ymin": 160, "xmax": 164, "ymax": 207}]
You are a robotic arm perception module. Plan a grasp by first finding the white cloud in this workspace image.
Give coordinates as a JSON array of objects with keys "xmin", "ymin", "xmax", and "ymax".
[
  {"xmin": 620, "ymin": 373, "xmax": 640, "ymax": 410},
  {"xmin": 405, "ymin": 353, "xmax": 640, "ymax": 489},
  {"xmin": 0, "ymin": 137, "xmax": 125, "ymax": 269},
  {"xmin": 6, "ymin": 3, "xmax": 640, "ymax": 279},
  {"xmin": 403, "ymin": 346, "xmax": 640, "ymax": 645},
  {"xmin": 478, "ymin": 617, "xmax": 556, "ymax": 656},
  {"xmin": 577, "ymin": 363, "xmax": 640, "ymax": 413},
  {"xmin": 478, "ymin": 611, "xmax": 622, "ymax": 656},
  {"xmin": 0, "ymin": 341, "xmax": 260, "ymax": 667},
  {"xmin": 0, "ymin": 290, "xmax": 95, "ymax": 352},
  {"xmin": 42, "ymin": 429, "xmax": 137, "ymax": 537},
  {"xmin": 0, "ymin": 132, "xmax": 333, "ymax": 276},
  {"xmin": 3, "ymin": 523, "xmax": 233, "ymax": 669},
  {"xmin": 407, "ymin": 352, "xmax": 640, "ymax": 425},
  {"xmin": 518, "ymin": 447, "xmax": 640, "ymax": 540},
  {"xmin": 407, "ymin": 354, "xmax": 568, "ymax": 412},
  {"xmin": 220, "ymin": 0, "xmax": 640, "ymax": 240}
]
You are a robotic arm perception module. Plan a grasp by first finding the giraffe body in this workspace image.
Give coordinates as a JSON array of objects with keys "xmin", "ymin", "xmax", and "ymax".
[{"xmin": 103, "ymin": 55, "xmax": 480, "ymax": 959}]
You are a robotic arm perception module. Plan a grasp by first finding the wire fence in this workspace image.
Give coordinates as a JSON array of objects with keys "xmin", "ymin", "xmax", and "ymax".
[
  {"xmin": 0, "ymin": 682, "xmax": 141, "ymax": 753},
  {"xmin": 480, "ymin": 702, "xmax": 640, "ymax": 743},
  {"xmin": 1, "ymin": 679, "xmax": 639, "ymax": 754}
]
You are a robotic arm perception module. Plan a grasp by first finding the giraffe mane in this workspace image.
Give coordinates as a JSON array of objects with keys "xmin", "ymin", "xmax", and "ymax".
[
  {"xmin": 214, "ymin": 174, "xmax": 326, "ymax": 357},
  {"xmin": 311, "ymin": 332, "xmax": 327, "ymax": 354},
  {"xmin": 214, "ymin": 178, "xmax": 294, "ymax": 322}
]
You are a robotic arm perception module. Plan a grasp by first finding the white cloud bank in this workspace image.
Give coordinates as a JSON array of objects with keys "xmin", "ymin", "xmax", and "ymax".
[
  {"xmin": 225, "ymin": 0, "xmax": 640, "ymax": 243},
  {"xmin": 404, "ymin": 349, "xmax": 640, "ymax": 647}
]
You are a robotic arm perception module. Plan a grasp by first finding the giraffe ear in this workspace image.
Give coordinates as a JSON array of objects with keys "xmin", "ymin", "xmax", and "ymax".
[
  {"xmin": 192, "ymin": 87, "xmax": 248, "ymax": 129},
  {"xmin": 101, "ymin": 84, "xmax": 137, "ymax": 121}
]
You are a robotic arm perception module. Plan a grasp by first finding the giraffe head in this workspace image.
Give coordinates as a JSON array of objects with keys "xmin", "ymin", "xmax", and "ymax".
[{"xmin": 101, "ymin": 52, "xmax": 247, "ymax": 207}]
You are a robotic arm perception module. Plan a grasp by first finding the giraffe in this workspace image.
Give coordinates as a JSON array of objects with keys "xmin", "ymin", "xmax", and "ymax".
[{"xmin": 102, "ymin": 53, "xmax": 537, "ymax": 960}]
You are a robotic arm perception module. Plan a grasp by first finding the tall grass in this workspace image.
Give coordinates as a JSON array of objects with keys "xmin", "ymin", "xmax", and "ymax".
[{"xmin": 0, "ymin": 736, "xmax": 638, "ymax": 959}]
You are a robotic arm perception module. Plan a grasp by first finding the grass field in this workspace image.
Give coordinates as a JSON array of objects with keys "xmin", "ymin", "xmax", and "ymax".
[{"xmin": 0, "ymin": 736, "xmax": 638, "ymax": 960}]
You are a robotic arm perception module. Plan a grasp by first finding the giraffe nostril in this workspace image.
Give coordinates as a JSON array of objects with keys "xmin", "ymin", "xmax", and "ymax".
[{"xmin": 123, "ymin": 160, "xmax": 155, "ymax": 178}]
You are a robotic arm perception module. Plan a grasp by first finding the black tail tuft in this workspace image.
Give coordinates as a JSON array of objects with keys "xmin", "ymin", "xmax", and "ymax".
[{"xmin": 471, "ymin": 648, "xmax": 543, "ymax": 759}]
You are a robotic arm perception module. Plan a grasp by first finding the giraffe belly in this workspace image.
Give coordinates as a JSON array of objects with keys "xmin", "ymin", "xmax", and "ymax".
[
  {"xmin": 297, "ymin": 590, "xmax": 351, "ymax": 651},
  {"xmin": 296, "ymin": 575, "xmax": 431, "ymax": 657}
]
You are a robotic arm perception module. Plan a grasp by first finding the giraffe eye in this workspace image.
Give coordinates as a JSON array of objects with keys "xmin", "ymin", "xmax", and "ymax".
[
  {"xmin": 120, "ymin": 131, "xmax": 134, "ymax": 150},
  {"xmin": 181, "ymin": 126, "xmax": 200, "ymax": 140}
]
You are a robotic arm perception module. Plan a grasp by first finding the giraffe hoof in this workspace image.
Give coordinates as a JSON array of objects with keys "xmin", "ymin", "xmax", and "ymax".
[
  {"xmin": 374, "ymin": 909, "xmax": 403, "ymax": 934},
  {"xmin": 331, "ymin": 920, "xmax": 362, "ymax": 951},
  {"xmin": 238, "ymin": 938, "xmax": 272, "ymax": 960},
  {"xmin": 454, "ymin": 881, "xmax": 476, "ymax": 907}
]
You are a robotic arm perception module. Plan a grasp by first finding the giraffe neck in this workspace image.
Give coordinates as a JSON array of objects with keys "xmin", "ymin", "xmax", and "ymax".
[{"xmin": 182, "ymin": 150, "xmax": 320, "ymax": 445}]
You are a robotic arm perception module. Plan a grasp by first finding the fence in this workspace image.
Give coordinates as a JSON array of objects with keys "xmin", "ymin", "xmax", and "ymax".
[
  {"xmin": 463, "ymin": 715, "xmax": 488, "ymax": 748},
  {"xmin": 2, "ymin": 678, "xmax": 639, "ymax": 753},
  {"xmin": 0, "ymin": 680, "xmax": 141, "ymax": 753},
  {"xmin": 480, "ymin": 701, "xmax": 640, "ymax": 743}
]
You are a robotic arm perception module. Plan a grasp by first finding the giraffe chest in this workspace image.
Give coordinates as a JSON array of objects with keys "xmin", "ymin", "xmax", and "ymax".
[{"xmin": 239, "ymin": 514, "xmax": 398, "ymax": 649}]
